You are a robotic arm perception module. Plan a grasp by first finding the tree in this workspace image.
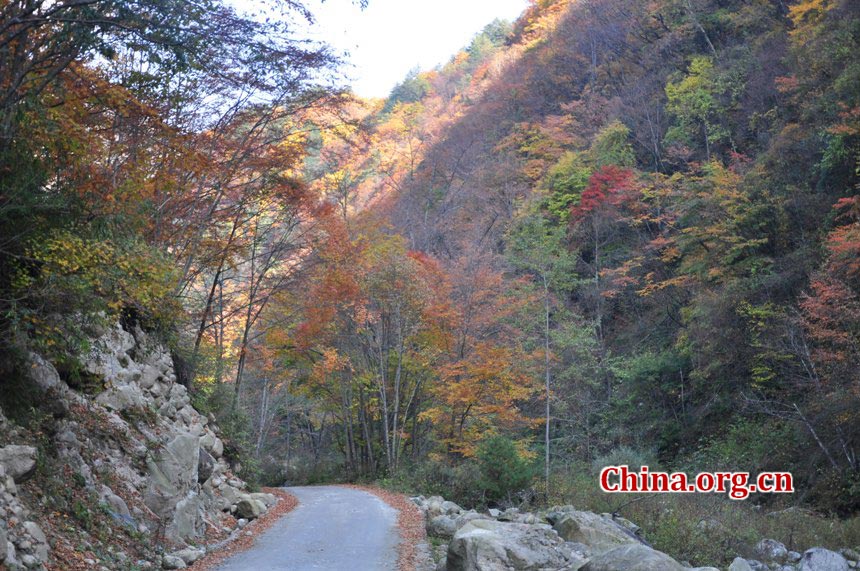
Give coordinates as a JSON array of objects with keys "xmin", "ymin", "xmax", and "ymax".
[
  {"xmin": 477, "ymin": 435, "xmax": 537, "ymax": 504},
  {"xmin": 665, "ymin": 57, "xmax": 730, "ymax": 160},
  {"xmin": 507, "ymin": 209, "xmax": 577, "ymax": 492}
]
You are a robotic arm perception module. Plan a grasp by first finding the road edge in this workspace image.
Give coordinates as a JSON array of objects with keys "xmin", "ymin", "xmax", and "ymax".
[
  {"xmin": 342, "ymin": 485, "xmax": 431, "ymax": 571},
  {"xmin": 189, "ymin": 487, "xmax": 299, "ymax": 571}
]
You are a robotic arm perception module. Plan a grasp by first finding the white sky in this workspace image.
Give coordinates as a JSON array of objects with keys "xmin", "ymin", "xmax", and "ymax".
[{"xmin": 303, "ymin": 0, "xmax": 530, "ymax": 98}]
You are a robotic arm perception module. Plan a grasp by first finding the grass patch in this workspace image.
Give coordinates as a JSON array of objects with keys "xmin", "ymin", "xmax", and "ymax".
[{"xmin": 549, "ymin": 464, "xmax": 860, "ymax": 566}]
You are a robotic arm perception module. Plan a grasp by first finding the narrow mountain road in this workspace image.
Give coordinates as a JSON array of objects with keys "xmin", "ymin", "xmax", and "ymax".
[{"xmin": 215, "ymin": 486, "xmax": 400, "ymax": 571}]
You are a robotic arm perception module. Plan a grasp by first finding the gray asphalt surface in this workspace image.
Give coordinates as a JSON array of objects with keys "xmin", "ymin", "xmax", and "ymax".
[{"xmin": 215, "ymin": 485, "xmax": 400, "ymax": 571}]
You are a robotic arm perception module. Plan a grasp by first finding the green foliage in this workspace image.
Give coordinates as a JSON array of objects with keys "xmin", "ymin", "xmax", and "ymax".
[
  {"xmin": 506, "ymin": 208, "xmax": 578, "ymax": 291},
  {"xmin": 379, "ymin": 459, "xmax": 485, "ymax": 508},
  {"xmin": 684, "ymin": 419, "xmax": 795, "ymax": 475},
  {"xmin": 476, "ymin": 435, "xmax": 537, "ymax": 503},
  {"xmin": 195, "ymin": 381, "xmax": 262, "ymax": 490},
  {"xmin": 609, "ymin": 349, "xmax": 690, "ymax": 453},
  {"xmin": 591, "ymin": 121, "xmax": 636, "ymax": 168},
  {"xmin": 665, "ymin": 56, "xmax": 731, "ymax": 156},
  {"xmin": 543, "ymin": 152, "xmax": 591, "ymax": 220},
  {"xmin": 384, "ymin": 68, "xmax": 431, "ymax": 112},
  {"xmin": 7, "ymin": 230, "xmax": 180, "ymax": 367}
]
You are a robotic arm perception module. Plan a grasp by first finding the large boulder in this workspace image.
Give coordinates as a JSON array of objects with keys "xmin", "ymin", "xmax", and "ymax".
[
  {"xmin": 729, "ymin": 558, "xmax": 754, "ymax": 571},
  {"xmin": 144, "ymin": 432, "xmax": 201, "ymax": 541},
  {"xmin": 249, "ymin": 492, "xmax": 277, "ymax": 508},
  {"xmin": 235, "ymin": 496, "xmax": 266, "ymax": 520},
  {"xmin": 755, "ymin": 539, "xmax": 788, "ymax": 563},
  {"xmin": 162, "ymin": 554, "xmax": 187, "ymax": 569},
  {"xmin": 158, "ymin": 432, "xmax": 200, "ymax": 489},
  {"xmin": 446, "ymin": 519, "xmax": 583, "ymax": 571},
  {"xmin": 99, "ymin": 485, "xmax": 131, "ymax": 519},
  {"xmin": 0, "ymin": 445, "xmax": 37, "ymax": 482},
  {"xmin": 429, "ymin": 512, "xmax": 491, "ymax": 540},
  {"xmin": 548, "ymin": 509, "xmax": 638, "ymax": 554},
  {"xmin": 23, "ymin": 521, "xmax": 49, "ymax": 561},
  {"xmin": 27, "ymin": 352, "xmax": 63, "ymax": 392},
  {"xmin": 96, "ymin": 384, "xmax": 146, "ymax": 412},
  {"xmin": 171, "ymin": 547, "xmax": 205, "ymax": 565},
  {"xmin": 84, "ymin": 322, "xmax": 136, "ymax": 380},
  {"xmin": 580, "ymin": 544, "xmax": 685, "ymax": 571},
  {"xmin": 799, "ymin": 548, "xmax": 849, "ymax": 571},
  {"xmin": 168, "ymin": 492, "xmax": 205, "ymax": 540}
]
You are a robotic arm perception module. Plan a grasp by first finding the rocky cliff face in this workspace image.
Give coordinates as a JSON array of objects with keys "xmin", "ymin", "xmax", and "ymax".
[{"xmin": 0, "ymin": 322, "xmax": 272, "ymax": 570}]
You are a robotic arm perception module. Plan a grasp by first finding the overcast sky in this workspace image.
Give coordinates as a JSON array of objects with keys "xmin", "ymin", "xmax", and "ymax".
[{"xmin": 301, "ymin": 0, "xmax": 530, "ymax": 98}]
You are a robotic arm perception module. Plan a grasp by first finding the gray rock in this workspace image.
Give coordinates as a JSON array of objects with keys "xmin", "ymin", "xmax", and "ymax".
[
  {"xmin": 446, "ymin": 519, "xmax": 578, "ymax": 571},
  {"xmin": 249, "ymin": 492, "xmax": 277, "ymax": 508},
  {"xmin": 22, "ymin": 521, "xmax": 48, "ymax": 561},
  {"xmin": 729, "ymin": 558, "xmax": 754, "ymax": 571},
  {"xmin": 441, "ymin": 500, "xmax": 463, "ymax": 515},
  {"xmin": 428, "ymin": 515, "xmax": 458, "ymax": 538},
  {"xmin": 100, "ymin": 486, "xmax": 131, "ymax": 519},
  {"xmin": 21, "ymin": 553, "xmax": 38, "ymax": 568},
  {"xmin": 84, "ymin": 323, "xmax": 136, "ymax": 380},
  {"xmin": 158, "ymin": 432, "xmax": 200, "ymax": 490},
  {"xmin": 144, "ymin": 432, "xmax": 203, "ymax": 542},
  {"xmin": 756, "ymin": 539, "xmax": 789, "ymax": 563},
  {"xmin": 0, "ymin": 521, "xmax": 6, "ymax": 563},
  {"xmin": 800, "ymin": 548, "xmax": 849, "ymax": 571},
  {"xmin": 840, "ymin": 549, "xmax": 860, "ymax": 562},
  {"xmin": 171, "ymin": 548, "xmax": 205, "ymax": 564},
  {"xmin": 497, "ymin": 508, "xmax": 520, "ymax": 522},
  {"xmin": 168, "ymin": 492, "xmax": 205, "ymax": 540},
  {"xmin": 429, "ymin": 511, "xmax": 490, "ymax": 540},
  {"xmin": 789, "ymin": 551, "xmax": 802, "ymax": 563},
  {"xmin": 96, "ymin": 384, "xmax": 146, "ymax": 412},
  {"xmin": 27, "ymin": 352, "xmax": 62, "ymax": 391},
  {"xmin": 6, "ymin": 540, "xmax": 18, "ymax": 569},
  {"xmin": 138, "ymin": 364, "xmax": 163, "ymax": 389},
  {"xmin": 235, "ymin": 497, "xmax": 265, "ymax": 520},
  {"xmin": 161, "ymin": 554, "xmax": 187, "ymax": 569},
  {"xmin": 198, "ymin": 448, "xmax": 215, "ymax": 483},
  {"xmin": 0, "ymin": 446, "xmax": 37, "ymax": 483},
  {"xmin": 581, "ymin": 544, "xmax": 684, "ymax": 571},
  {"xmin": 551, "ymin": 509, "xmax": 638, "ymax": 554}
]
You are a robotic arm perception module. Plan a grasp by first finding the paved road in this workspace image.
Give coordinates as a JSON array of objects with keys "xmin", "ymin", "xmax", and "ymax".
[{"xmin": 216, "ymin": 486, "xmax": 400, "ymax": 571}]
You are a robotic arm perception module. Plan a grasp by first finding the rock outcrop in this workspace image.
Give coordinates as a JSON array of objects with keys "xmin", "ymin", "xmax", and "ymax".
[
  {"xmin": 581, "ymin": 543, "xmax": 685, "ymax": 571},
  {"xmin": 412, "ymin": 495, "xmax": 665, "ymax": 571},
  {"xmin": 0, "ymin": 322, "xmax": 275, "ymax": 570},
  {"xmin": 447, "ymin": 519, "xmax": 588, "ymax": 571},
  {"xmin": 411, "ymin": 496, "xmax": 860, "ymax": 571}
]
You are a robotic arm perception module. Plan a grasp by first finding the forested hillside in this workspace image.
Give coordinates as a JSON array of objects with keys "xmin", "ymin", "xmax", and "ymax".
[
  {"xmin": 286, "ymin": 0, "xmax": 860, "ymax": 511},
  {"xmin": 1, "ymin": 0, "xmax": 859, "ymax": 566}
]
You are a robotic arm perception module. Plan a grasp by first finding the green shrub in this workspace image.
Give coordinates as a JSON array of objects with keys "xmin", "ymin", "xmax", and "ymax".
[
  {"xmin": 379, "ymin": 458, "xmax": 484, "ymax": 507},
  {"xmin": 591, "ymin": 445, "xmax": 660, "ymax": 475},
  {"xmin": 477, "ymin": 435, "xmax": 537, "ymax": 504}
]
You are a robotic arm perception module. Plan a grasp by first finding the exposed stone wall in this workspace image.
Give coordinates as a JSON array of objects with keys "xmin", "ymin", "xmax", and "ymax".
[{"xmin": 0, "ymin": 322, "xmax": 273, "ymax": 570}]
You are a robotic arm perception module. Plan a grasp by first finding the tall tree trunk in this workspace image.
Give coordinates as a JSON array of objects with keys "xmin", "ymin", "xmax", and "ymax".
[{"xmin": 542, "ymin": 273, "xmax": 551, "ymax": 495}]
